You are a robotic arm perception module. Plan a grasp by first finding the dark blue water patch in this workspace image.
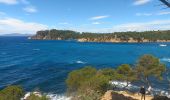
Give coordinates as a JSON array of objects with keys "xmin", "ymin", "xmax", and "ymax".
[{"xmin": 0, "ymin": 36, "xmax": 170, "ymax": 93}]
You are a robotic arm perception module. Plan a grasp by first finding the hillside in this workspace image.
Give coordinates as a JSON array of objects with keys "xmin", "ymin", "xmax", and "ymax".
[{"xmin": 30, "ymin": 29, "xmax": 170, "ymax": 43}]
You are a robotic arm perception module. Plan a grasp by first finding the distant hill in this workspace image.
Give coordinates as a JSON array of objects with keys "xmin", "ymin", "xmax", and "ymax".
[
  {"xmin": 30, "ymin": 29, "xmax": 170, "ymax": 43},
  {"xmin": 1, "ymin": 33, "xmax": 34, "ymax": 36}
]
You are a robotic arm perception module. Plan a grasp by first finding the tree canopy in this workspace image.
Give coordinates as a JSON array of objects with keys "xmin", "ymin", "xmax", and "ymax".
[
  {"xmin": 66, "ymin": 66, "xmax": 111, "ymax": 100},
  {"xmin": 31, "ymin": 29, "xmax": 170, "ymax": 42},
  {"xmin": 0, "ymin": 86, "xmax": 49, "ymax": 100},
  {"xmin": 115, "ymin": 64, "xmax": 137, "ymax": 87},
  {"xmin": 136, "ymin": 54, "xmax": 166, "ymax": 87}
]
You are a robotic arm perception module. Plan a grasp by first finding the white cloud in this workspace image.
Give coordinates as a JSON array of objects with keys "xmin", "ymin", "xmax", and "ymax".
[
  {"xmin": 92, "ymin": 22, "xmax": 101, "ymax": 25},
  {"xmin": 50, "ymin": 19, "xmax": 170, "ymax": 33},
  {"xmin": 0, "ymin": 0, "xmax": 30, "ymax": 5},
  {"xmin": 23, "ymin": 6, "xmax": 37, "ymax": 13},
  {"xmin": 133, "ymin": 0, "xmax": 151, "ymax": 6},
  {"xmin": 90, "ymin": 15, "xmax": 109, "ymax": 20},
  {"xmin": 71, "ymin": 19, "xmax": 170, "ymax": 32},
  {"xmin": 0, "ymin": 17, "xmax": 48, "ymax": 34},
  {"xmin": 0, "ymin": 0, "xmax": 38, "ymax": 14},
  {"xmin": 157, "ymin": 11, "xmax": 170, "ymax": 15},
  {"xmin": 136, "ymin": 13, "xmax": 152, "ymax": 16},
  {"xmin": 136, "ymin": 11, "xmax": 170, "ymax": 16},
  {"xmin": 112, "ymin": 20, "xmax": 170, "ymax": 32},
  {"xmin": 21, "ymin": 0, "xmax": 38, "ymax": 14},
  {"xmin": 0, "ymin": 0, "xmax": 18, "ymax": 5}
]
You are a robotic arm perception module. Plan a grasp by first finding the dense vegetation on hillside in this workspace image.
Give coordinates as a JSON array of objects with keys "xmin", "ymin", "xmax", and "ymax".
[
  {"xmin": 66, "ymin": 54, "xmax": 166, "ymax": 100},
  {"xmin": 31, "ymin": 29, "xmax": 170, "ymax": 42},
  {"xmin": 0, "ymin": 86, "xmax": 48, "ymax": 100},
  {"xmin": 0, "ymin": 86, "xmax": 24, "ymax": 100}
]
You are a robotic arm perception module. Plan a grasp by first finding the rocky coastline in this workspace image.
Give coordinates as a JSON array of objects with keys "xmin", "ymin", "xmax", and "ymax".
[
  {"xmin": 77, "ymin": 38, "xmax": 170, "ymax": 43},
  {"xmin": 30, "ymin": 29, "xmax": 170, "ymax": 43},
  {"xmin": 30, "ymin": 36, "xmax": 170, "ymax": 43}
]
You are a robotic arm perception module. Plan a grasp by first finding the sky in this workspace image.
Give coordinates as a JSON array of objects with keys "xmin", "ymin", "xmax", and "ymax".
[{"xmin": 0, "ymin": 0, "xmax": 170, "ymax": 34}]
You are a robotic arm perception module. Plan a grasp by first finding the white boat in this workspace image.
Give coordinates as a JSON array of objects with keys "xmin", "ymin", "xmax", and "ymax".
[{"xmin": 160, "ymin": 44, "xmax": 167, "ymax": 47}]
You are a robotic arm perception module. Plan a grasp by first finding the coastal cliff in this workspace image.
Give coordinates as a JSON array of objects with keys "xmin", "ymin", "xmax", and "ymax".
[{"xmin": 30, "ymin": 29, "xmax": 170, "ymax": 43}]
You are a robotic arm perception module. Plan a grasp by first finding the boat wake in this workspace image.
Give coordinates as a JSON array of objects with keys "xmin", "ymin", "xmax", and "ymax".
[
  {"xmin": 159, "ymin": 44, "xmax": 167, "ymax": 47},
  {"xmin": 76, "ymin": 60, "xmax": 86, "ymax": 64}
]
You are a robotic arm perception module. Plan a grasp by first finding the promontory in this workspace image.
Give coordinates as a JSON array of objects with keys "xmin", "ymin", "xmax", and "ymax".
[{"xmin": 30, "ymin": 29, "xmax": 170, "ymax": 43}]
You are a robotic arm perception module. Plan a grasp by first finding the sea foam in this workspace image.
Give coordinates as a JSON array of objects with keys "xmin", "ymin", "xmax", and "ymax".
[
  {"xmin": 159, "ymin": 44, "xmax": 167, "ymax": 47},
  {"xmin": 47, "ymin": 94, "xmax": 71, "ymax": 100},
  {"xmin": 110, "ymin": 81, "xmax": 170, "ymax": 98},
  {"xmin": 22, "ymin": 92, "xmax": 71, "ymax": 100},
  {"xmin": 76, "ymin": 60, "xmax": 86, "ymax": 64},
  {"xmin": 110, "ymin": 81, "xmax": 134, "ymax": 89}
]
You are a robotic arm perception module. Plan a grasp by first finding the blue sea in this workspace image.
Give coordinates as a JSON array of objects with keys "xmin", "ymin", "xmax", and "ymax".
[{"xmin": 0, "ymin": 36, "xmax": 170, "ymax": 96}]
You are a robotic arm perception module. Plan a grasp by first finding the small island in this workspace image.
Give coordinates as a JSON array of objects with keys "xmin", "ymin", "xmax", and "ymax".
[{"xmin": 30, "ymin": 29, "xmax": 170, "ymax": 43}]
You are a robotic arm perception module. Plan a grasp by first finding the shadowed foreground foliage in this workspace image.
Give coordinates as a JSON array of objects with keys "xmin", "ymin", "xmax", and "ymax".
[
  {"xmin": 0, "ymin": 86, "xmax": 49, "ymax": 100},
  {"xmin": 152, "ymin": 95, "xmax": 170, "ymax": 100},
  {"xmin": 0, "ymin": 85, "xmax": 24, "ymax": 100}
]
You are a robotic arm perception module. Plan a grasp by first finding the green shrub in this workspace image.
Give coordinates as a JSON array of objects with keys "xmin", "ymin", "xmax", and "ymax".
[
  {"xmin": 97, "ymin": 68, "xmax": 115, "ymax": 80},
  {"xmin": 66, "ymin": 66, "xmax": 111, "ymax": 100},
  {"xmin": 66, "ymin": 66, "xmax": 97, "ymax": 93},
  {"xmin": 0, "ymin": 85, "xmax": 24, "ymax": 100}
]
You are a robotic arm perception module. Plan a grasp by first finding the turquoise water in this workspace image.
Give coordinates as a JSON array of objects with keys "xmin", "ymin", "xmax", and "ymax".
[{"xmin": 0, "ymin": 36, "xmax": 170, "ymax": 94}]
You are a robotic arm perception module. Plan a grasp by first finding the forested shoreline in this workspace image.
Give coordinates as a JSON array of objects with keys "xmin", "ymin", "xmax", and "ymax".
[{"xmin": 30, "ymin": 29, "xmax": 170, "ymax": 43}]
